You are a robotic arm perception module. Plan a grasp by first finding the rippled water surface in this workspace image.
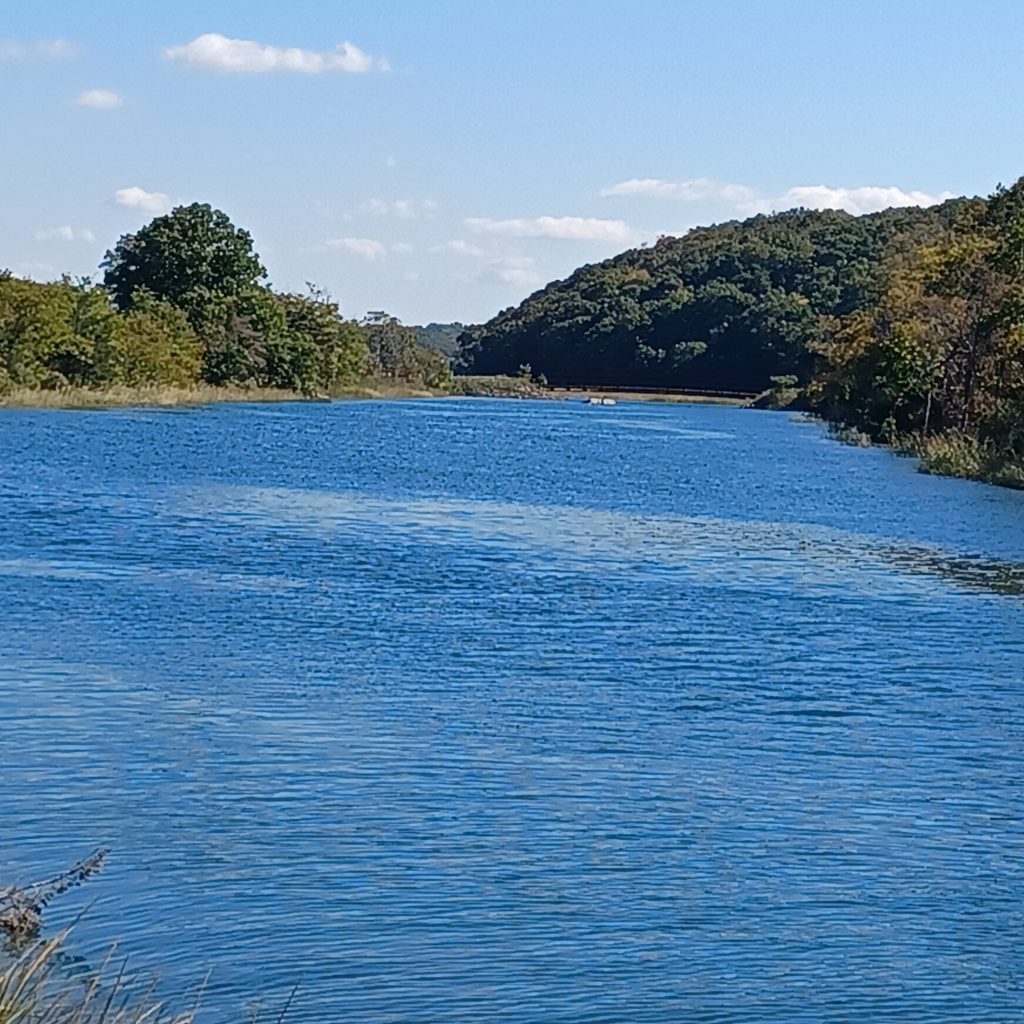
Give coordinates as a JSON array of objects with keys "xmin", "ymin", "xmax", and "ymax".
[{"xmin": 2, "ymin": 399, "xmax": 1023, "ymax": 1023}]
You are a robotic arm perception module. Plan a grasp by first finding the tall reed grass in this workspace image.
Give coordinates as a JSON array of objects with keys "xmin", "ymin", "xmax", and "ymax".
[
  {"xmin": 899, "ymin": 431, "xmax": 1024, "ymax": 489},
  {"xmin": 0, "ymin": 933, "xmax": 197, "ymax": 1024}
]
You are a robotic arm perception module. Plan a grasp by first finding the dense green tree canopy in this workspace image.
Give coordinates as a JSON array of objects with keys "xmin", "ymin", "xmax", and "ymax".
[
  {"xmin": 457, "ymin": 203, "xmax": 964, "ymax": 391},
  {"xmin": 102, "ymin": 203, "xmax": 267, "ymax": 320},
  {"xmin": 3, "ymin": 207, "xmax": 447, "ymax": 398}
]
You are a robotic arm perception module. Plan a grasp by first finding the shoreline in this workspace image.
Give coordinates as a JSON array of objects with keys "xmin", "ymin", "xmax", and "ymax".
[
  {"xmin": 0, "ymin": 381, "xmax": 446, "ymax": 410},
  {"xmin": 0, "ymin": 379, "xmax": 751, "ymax": 411},
  {"xmin": 545, "ymin": 387, "xmax": 750, "ymax": 406}
]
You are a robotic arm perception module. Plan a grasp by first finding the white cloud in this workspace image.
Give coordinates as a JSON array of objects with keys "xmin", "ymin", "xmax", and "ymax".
[
  {"xmin": 34, "ymin": 226, "xmax": 95, "ymax": 243},
  {"xmin": 326, "ymin": 236, "xmax": 387, "ymax": 261},
  {"xmin": 433, "ymin": 240, "xmax": 541, "ymax": 287},
  {"xmin": 359, "ymin": 198, "xmax": 438, "ymax": 219},
  {"xmin": 774, "ymin": 184, "xmax": 956, "ymax": 216},
  {"xmin": 602, "ymin": 176, "xmax": 954, "ymax": 217},
  {"xmin": 390, "ymin": 242, "xmax": 415, "ymax": 254},
  {"xmin": 601, "ymin": 177, "xmax": 760, "ymax": 208},
  {"xmin": 465, "ymin": 215, "xmax": 635, "ymax": 242},
  {"xmin": 460, "ymin": 255, "xmax": 541, "ymax": 288},
  {"xmin": 385, "ymin": 155, "xmax": 397, "ymax": 167},
  {"xmin": 492, "ymin": 256, "xmax": 541, "ymax": 286},
  {"xmin": 431, "ymin": 239, "xmax": 487, "ymax": 257},
  {"xmin": 115, "ymin": 187, "xmax": 172, "ymax": 214},
  {"xmin": 74, "ymin": 88, "xmax": 124, "ymax": 109},
  {"xmin": 165, "ymin": 33, "xmax": 386, "ymax": 74},
  {"xmin": 0, "ymin": 38, "xmax": 74, "ymax": 61}
]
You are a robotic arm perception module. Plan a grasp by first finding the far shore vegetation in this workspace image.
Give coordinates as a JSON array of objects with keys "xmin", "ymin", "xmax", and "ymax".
[
  {"xmin": 4, "ymin": 189, "xmax": 1024, "ymax": 488},
  {"xmin": 458, "ymin": 177, "xmax": 1024, "ymax": 490},
  {"xmin": 0, "ymin": 204, "xmax": 454, "ymax": 411}
]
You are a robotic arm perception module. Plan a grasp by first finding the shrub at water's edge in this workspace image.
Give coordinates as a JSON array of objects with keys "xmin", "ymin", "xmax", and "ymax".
[{"xmin": 895, "ymin": 432, "xmax": 1024, "ymax": 489}]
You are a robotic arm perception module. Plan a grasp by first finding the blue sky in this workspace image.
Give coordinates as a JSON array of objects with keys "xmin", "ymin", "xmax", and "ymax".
[{"xmin": 3, "ymin": 0, "xmax": 1023, "ymax": 324}]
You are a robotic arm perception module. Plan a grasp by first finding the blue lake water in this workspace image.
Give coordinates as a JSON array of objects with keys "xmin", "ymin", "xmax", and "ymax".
[{"xmin": 1, "ymin": 398, "xmax": 1023, "ymax": 1023}]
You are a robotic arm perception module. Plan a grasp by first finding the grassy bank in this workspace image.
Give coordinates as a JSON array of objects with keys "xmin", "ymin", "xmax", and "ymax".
[
  {"xmin": 547, "ymin": 387, "xmax": 750, "ymax": 406},
  {"xmin": 0, "ymin": 384, "xmax": 300, "ymax": 409},
  {"xmin": 899, "ymin": 431, "xmax": 1024, "ymax": 490},
  {"xmin": 0, "ymin": 380, "xmax": 449, "ymax": 410},
  {"xmin": 0, "ymin": 375, "xmax": 761, "ymax": 410},
  {"xmin": 452, "ymin": 377, "xmax": 751, "ymax": 404},
  {"xmin": 821, "ymin": 419, "xmax": 1024, "ymax": 490},
  {"xmin": 449, "ymin": 375, "xmax": 549, "ymax": 398}
]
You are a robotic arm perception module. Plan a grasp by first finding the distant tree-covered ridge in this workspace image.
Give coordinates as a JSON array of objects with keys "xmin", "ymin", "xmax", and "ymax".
[
  {"xmin": 458, "ymin": 179, "xmax": 1024, "ymax": 486},
  {"xmin": 457, "ymin": 202, "xmax": 965, "ymax": 391},
  {"xmin": 411, "ymin": 322, "xmax": 465, "ymax": 358},
  {"xmin": 0, "ymin": 203, "xmax": 449, "ymax": 398}
]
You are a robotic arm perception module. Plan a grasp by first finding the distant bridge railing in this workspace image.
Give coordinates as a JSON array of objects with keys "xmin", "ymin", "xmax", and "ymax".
[{"xmin": 550, "ymin": 384, "xmax": 760, "ymax": 399}]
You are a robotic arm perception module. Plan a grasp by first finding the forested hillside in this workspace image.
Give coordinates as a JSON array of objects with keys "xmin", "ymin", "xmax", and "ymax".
[
  {"xmin": 459, "ymin": 179, "xmax": 1024, "ymax": 486},
  {"xmin": 0, "ymin": 204, "xmax": 449, "ymax": 398},
  {"xmin": 457, "ymin": 203, "xmax": 964, "ymax": 391},
  {"xmin": 412, "ymin": 322, "xmax": 465, "ymax": 358}
]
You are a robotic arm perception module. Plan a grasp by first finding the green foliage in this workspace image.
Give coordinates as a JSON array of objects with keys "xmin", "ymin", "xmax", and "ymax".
[
  {"xmin": 458, "ymin": 182, "xmax": 1024, "ymax": 486},
  {"xmin": 809, "ymin": 178, "xmax": 1024, "ymax": 480},
  {"xmin": 102, "ymin": 203, "xmax": 267, "ymax": 319},
  {"xmin": 275, "ymin": 287, "xmax": 369, "ymax": 394},
  {"xmin": 94, "ymin": 294, "xmax": 202, "ymax": 387},
  {"xmin": 0, "ymin": 276, "xmax": 112, "ymax": 388},
  {"xmin": 412, "ymin": 322, "xmax": 464, "ymax": 358},
  {"xmin": 196, "ymin": 287, "xmax": 284, "ymax": 386},
  {"xmin": 457, "ymin": 203, "xmax": 961, "ymax": 390},
  {"xmin": 2, "ymin": 209, "xmax": 449, "ymax": 399},
  {"xmin": 362, "ymin": 312, "xmax": 451, "ymax": 387}
]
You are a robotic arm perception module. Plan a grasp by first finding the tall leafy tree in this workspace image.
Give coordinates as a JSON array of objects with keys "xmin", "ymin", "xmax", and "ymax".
[{"xmin": 102, "ymin": 203, "xmax": 268, "ymax": 324}]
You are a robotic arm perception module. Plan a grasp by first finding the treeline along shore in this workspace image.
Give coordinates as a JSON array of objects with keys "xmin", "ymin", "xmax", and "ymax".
[
  {"xmin": 5, "ymin": 183, "xmax": 1024, "ymax": 489},
  {"xmin": 459, "ymin": 177, "xmax": 1024, "ymax": 489},
  {"xmin": 0, "ymin": 204, "xmax": 455, "ymax": 406}
]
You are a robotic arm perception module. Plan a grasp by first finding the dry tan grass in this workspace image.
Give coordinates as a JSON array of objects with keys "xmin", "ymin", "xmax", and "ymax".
[
  {"xmin": 545, "ymin": 387, "xmax": 748, "ymax": 406},
  {"xmin": 0, "ymin": 381, "xmax": 454, "ymax": 410},
  {"xmin": 0, "ymin": 385, "xmax": 302, "ymax": 410},
  {"xmin": 0, "ymin": 933, "xmax": 197, "ymax": 1024}
]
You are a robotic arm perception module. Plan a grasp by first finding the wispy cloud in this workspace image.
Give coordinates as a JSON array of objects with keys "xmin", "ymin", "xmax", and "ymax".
[
  {"xmin": 166, "ymin": 33, "xmax": 387, "ymax": 74},
  {"xmin": 602, "ymin": 177, "xmax": 760, "ymax": 207},
  {"xmin": 433, "ymin": 239, "xmax": 542, "ymax": 288},
  {"xmin": 479, "ymin": 255, "xmax": 542, "ymax": 287},
  {"xmin": 453, "ymin": 254, "xmax": 541, "ymax": 288},
  {"xmin": 34, "ymin": 226, "xmax": 95, "ymax": 243},
  {"xmin": 359, "ymin": 198, "xmax": 438, "ymax": 219},
  {"xmin": 431, "ymin": 239, "xmax": 487, "ymax": 257},
  {"xmin": 602, "ymin": 176, "xmax": 954, "ymax": 217},
  {"xmin": 74, "ymin": 89, "xmax": 124, "ymax": 109},
  {"xmin": 0, "ymin": 38, "xmax": 74, "ymax": 61},
  {"xmin": 772, "ymin": 184, "xmax": 956, "ymax": 216},
  {"xmin": 115, "ymin": 187, "xmax": 172, "ymax": 214},
  {"xmin": 326, "ymin": 237, "xmax": 387, "ymax": 261},
  {"xmin": 465, "ymin": 215, "xmax": 635, "ymax": 242}
]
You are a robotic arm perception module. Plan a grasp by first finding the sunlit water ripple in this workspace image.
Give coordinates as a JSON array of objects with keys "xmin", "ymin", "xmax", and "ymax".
[{"xmin": 1, "ymin": 399, "xmax": 1022, "ymax": 1023}]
